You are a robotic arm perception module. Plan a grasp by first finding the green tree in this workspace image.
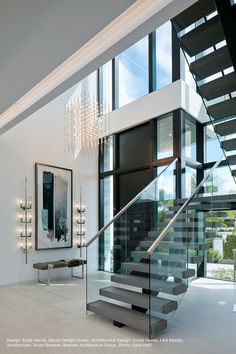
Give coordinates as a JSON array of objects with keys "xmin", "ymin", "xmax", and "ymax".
[
  {"xmin": 207, "ymin": 248, "xmax": 222, "ymax": 263},
  {"xmin": 223, "ymin": 235, "xmax": 236, "ymax": 260}
]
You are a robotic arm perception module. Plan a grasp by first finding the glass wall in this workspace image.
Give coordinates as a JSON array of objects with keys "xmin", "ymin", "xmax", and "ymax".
[
  {"xmin": 156, "ymin": 114, "xmax": 173, "ymax": 159},
  {"xmin": 100, "ymin": 136, "xmax": 114, "ymax": 173},
  {"xmin": 156, "ymin": 21, "xmax": 172, "ymax": 89},
  {"xmin": 181, "ymin": 52, "xmax": 196, "ymax": 91},
  {"xmin": 116, "ymin": 36, "xmax": 149, "ymax": 108},
  {"xmin": 100, "ymin": 176, "xmax": 114, "ymax": 272},
  {"xmin": 185, "ymin": 119, "xmax": 197, "ymax": 160},
  {"xmin": 67, "ymin": 20, "xmax": 176, "ymax": 116},
  {"xmin": 99, "ymin": 61, "xmax": 112, "ymax": 113},
  {"xmin": 206, "ymin": 209, "xmax": 236, "ymax": 281},
  {"xmin": 205, "ymin": 165, "xmax": 236, "ymax": 196},
  {"xmin": 185, "ymin": 166, "xmax": 197, "ymax": 197},
  {"xmin": 205, "ymin": 124, "xmax": 223, "ymax": 163},
  {"xmin": 156, "ymin": 164, "xmax": 176, "ymax": 200}
]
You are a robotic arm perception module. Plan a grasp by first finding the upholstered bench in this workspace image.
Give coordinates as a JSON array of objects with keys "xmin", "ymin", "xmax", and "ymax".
[{"xmin": 33, "ymin": 259, "xmax": 86, "ymax": 285}]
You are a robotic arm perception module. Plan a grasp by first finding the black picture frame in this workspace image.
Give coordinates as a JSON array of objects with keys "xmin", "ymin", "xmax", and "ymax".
[{"xmin": 35, "ymin": 163, "xmax": 73, "ymax": 250}]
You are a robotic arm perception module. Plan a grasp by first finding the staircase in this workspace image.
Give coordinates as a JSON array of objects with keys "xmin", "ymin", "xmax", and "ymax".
[
  {"xmin": 172, "ymin": 0, "xmax": 236, "ymax": 178},
  {"xmin": 87, "ymin": 220, "xmax": 206, "ymax": 337},
  {"xmin": 86, "ymin": 157, "xmax": 231, "ymax": 338},
  {"xmin": 86, "ymin": 0, "xmax": 236, "ymax": 339}
]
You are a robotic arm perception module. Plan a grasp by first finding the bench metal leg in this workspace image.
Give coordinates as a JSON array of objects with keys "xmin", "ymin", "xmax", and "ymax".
[
  {"xmin": 48, "ymin": 266, "xmax": 51, "ymax": 285},
  {"xmin": 37, "ymin": 265, "xmax": 52, "ymax": 285}
]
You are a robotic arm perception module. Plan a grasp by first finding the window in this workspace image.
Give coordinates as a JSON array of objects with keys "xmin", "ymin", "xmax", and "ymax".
[
  {"xmin": 204, "ymin": 125, "xmax": 222, "ymax": 163},
  {"xmin": 181, "ymin": 52, "xmax": 196, "ymax": 91},
  {"xmin": 100, "ymin": 176, "xmax": 114, "ymax": 272},
  {"xmin": 157, "ymin": 114, "xmax": 173, "ymax": 159},
  {"xmin": 100, "ymin": 136, "xmax": 114, "ymax": 173},
  {"xmin": 156, "ymin": 21, "xmax": 172, "ymax": 89},
  {"xmin": 205, "ymin": 166, "xmax": 236, "ymax": 196},
  {"xmin": 99, "ymin": 61, "xmax": 112, "ymax": 112},
  {"xmin": 156, "ymin": 164, "xmax": 176, "ymax": 200},
  {"xmin": 185, "ymin": 166, "xmax": 197, "ymax": 197},
  {"xmin": 116, "ymin": 36, "xmax": 149, "ymax": 108},
  {"xmin": 185, "ymin": 119, "xmax": 197, "ymax": 160}
]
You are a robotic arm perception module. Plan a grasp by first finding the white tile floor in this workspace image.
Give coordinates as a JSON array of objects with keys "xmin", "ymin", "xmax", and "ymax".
[{"xmin": 0, "ymin": 276, "xmax": 235, "ymax": 354}]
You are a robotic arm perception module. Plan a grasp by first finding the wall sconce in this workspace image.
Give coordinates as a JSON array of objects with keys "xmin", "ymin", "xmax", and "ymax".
[
  {"xmin": 75, "ymin": 187, "xmax": 86, "ymax": 257},
  {"xmin": 18, "ymin": 177, "xmax": 32, "ymax": 264}
]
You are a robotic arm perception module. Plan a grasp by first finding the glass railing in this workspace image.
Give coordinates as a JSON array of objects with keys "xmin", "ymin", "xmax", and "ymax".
[
  {"xmin": 147, "ymin": 155, "xmax": 223, "ymax": 337},
  {"xmin": 86, "ymin": 158, "xmax": 177, "ymax": 304},
  {"xmin": 86, "ymin": 156, "xmax": 223, "ymax": 338}
]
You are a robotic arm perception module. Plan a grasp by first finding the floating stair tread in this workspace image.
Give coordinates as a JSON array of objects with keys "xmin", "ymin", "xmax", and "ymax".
[
  {"xmin": 157, "ymin": 221, "xmax": 203, "ymax": 228},
  {"xmin": 199, "ymin": 72, "xmax": 236, "ymax": 101},
  {"xmin": 227, "ymin": 154, "xmax": 236, "ymax": 165},
  {"xmin": 148, "ymin": 231, "xmax": 194, "ymax": 239},
  {"xmin": 174, "ymin": 0, "xmax": 216, "ymax": 30},
  {"xmin": 181, "ymin": 15, "xmax": 224, "ymax": 57},
  {"xmin": 174, "ymin": 194, "xmax": 236, "ymax": 204},
  {"xmin": 100, "ymin": 286, "xmax": 178, "ymax": 314},
  {"xmin": 140, "ymin": 240, "xmax": 210, "ymax": 251},
  {"xmin": 169, "ymin": 202, "xmax": 232, "ymax": 211},
  {"xmin": 222, "ymin": 138, "xmax": 236, "ymax": 151},
  {"xmin": 191, "ymin": 46, "xmax": 232, "ymax": 79},
  {"xmin": 208, "ymin": 97, "xmax": 236, "ymax": 120},
  {"xmin": 122, "ymin": 262, "xmax": 195, "ymax": 279},
  {"xmin": 111, "ymin": 274, "xmax": 187, "ymax": 295},
  {"xmin": 132, "ymin": 251, "xmax": 203, "ymax": 264},
  {"xmin": 87, "ymin": 300, "xmax": 167, "ymax": 336},
  {"xmin": 215, "ymin": 119, "xmax": 236, "ymax": 136}
]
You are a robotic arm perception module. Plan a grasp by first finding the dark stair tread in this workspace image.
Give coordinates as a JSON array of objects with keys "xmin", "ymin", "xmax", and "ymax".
[
  {"xmin": 208, "ymin": 97, "xmax": 236, "ymax": 120},
  {"xmin": 181, "ymin": 15, "xmax": 224, "ymax": 57},
  {"xmin": 215, "ymin": 119, "xmax": 236, "ymax": 136},
  {"xmin": 139, "ymin": 240, "xmax": 210, "ymax": 251},
  {"xmin": 232, "ymin": 170, "xmax": 236, "ymax": 177},
  {"xmin": 227, "ymin": 154, "xmax": 236, "ymax": 165},
  {"xmin": 191, "ymin": 46, "xmax": 233, "ymax": 80},
  {"xmin": 87, "ymin": 300, "xmax": 167, "ymax": 336},
  {"xmin": 122, "ymin": 262, "xmax": 195, "ymax": 279},
  {"xmin": 100, "ymin": 286, "xmax": 178, "ymax": 314},
  {"xmin": 222, "ymin": 138, "xmax": 236, "ymax": 151},
  {"xmin": 111, "ymin": 274, "xmax": 187, "ymax": 295},
  {"xmin": 132, "ymin": 251, "xmax": 203, "ymax": 264},
  {"xmin": 148, "ymin": 231, "xmax": 197, "ymax": 240},
  {"xmin": 169, "ymin": 202, "xmax": 232, "ymax": 211},
  {"xmin": 174, "ymin": 194, "xmax": 236, "ymax": 204},
  {"xmin": 174, "ymin": 0, "xmax": 216, "ymax": 30},
  {"xmin": 199, "ymin": 72, "xmax": 236, "ymax": 101}
]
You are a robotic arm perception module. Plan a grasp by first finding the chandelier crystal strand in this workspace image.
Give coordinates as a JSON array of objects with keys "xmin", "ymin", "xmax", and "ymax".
[{"xmin": 64, "ymin": 90, "xmax": 110, "ymax": 157}]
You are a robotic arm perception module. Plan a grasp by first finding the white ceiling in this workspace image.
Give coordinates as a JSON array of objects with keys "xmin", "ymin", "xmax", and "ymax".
[
  {"xmin": 0, "ymin": 0, "xmax": 198, "ymax": 134},
  {"xmin": 0, "ymin": 0, "xmax": 136, "ymax": 114}
]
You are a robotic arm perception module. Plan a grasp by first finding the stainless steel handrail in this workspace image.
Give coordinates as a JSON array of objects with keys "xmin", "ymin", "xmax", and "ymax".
[
  {"xmin": 147, "ymin": 154, "xmax": 224, "ymax": 254},
  {"xmin": 86, "ymin": 157, "xmax": 178, "ymax": 247}
]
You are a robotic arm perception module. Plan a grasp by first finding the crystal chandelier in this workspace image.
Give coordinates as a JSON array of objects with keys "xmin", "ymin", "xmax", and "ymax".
[{"xmin": 64, "ymin": 92, "xmax": 110, "ymax": 156}]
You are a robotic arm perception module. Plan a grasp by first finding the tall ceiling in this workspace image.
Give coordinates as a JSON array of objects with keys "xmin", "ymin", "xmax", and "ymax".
[
  {"xmin": 0, "ymin": 0, "xmax": 198, "ymax": 134},
  {"xmin": 0, "ymin": 0, "xmax": 136, "ymax": 114}
]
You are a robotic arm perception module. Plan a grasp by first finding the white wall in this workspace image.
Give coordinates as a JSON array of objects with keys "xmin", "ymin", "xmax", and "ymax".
[
  {"xmin": 0, "ymin": 92, "xmax": 98, "ymax": 285},
  {"xmin": 110, "ymin": 80, "xmax": 208, "ymax": 135}
]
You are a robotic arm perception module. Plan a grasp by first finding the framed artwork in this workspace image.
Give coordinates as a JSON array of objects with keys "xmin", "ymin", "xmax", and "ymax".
[{"xmin": 35, "ymin": 163, "xmax": 73, "ymax": 250}]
